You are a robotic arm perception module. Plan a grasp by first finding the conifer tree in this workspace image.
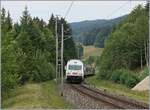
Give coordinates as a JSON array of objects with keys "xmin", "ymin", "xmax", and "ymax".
[
  {"xmin": 20, "ymin": 6, "xmax": 31, "ymax": 30},
  {"xmin": 5, "ymin": 11, "xmax": 12, "ymax": 31}
]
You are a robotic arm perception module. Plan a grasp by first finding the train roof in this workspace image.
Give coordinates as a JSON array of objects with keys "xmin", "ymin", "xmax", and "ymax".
[{"xmin": 67, "ymin": 59, "xmax": 83, "ymax": 65}]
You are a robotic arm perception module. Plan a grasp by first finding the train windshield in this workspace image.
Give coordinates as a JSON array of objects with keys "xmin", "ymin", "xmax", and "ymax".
[{"xmin": 68, "ymin": 65, "xmax": 82, "ymax": 70}]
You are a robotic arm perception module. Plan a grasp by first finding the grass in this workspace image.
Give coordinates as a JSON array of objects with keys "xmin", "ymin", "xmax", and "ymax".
[
  {"xmin": 83, "ymin": 45, "xmax": 103, "ymax": 58},
  {"xmin": 2, "ymin": 80, "xmax": 72, "ymax": 109},
  {"xmin": 86, "ymin": 75, "xmax": 149, "ymax": 104}
]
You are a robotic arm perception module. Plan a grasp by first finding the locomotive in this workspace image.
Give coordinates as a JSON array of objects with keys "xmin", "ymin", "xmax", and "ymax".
[{"xmin": 65, "ymin": 59, "xmax": 84, "ymax": 83}]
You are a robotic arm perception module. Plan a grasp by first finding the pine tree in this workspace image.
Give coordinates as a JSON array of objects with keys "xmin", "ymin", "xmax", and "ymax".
[
  {"xmin": 20, "ymin": 6, "xmax": 31, "ymax": 30},
  {"xmin": 5, "ymin": 11, "xmax": 12, "ymax": 31},
  {"xmin": 1, "ymin": 8, "xmax": 19, "ymax": 96},
  {"xmin": 1, "ymin": 7, "xmax": 6, "ymax": 26},
  {"xmin": 47, "ymin": 14, "xmax": 55, "ymax": 34}
]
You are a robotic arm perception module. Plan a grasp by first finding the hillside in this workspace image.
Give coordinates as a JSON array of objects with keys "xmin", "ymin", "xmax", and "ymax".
[
  {"xmin": 70, "ymin": 15, "xmax": 127, "ymax": 47},
  {"xmin": 83, "ymin": 46, "xmax": 103, "ymax": 58},
  {"xmin": 98, "ymin": 5, "xmax": 149, "ymax": 88}
]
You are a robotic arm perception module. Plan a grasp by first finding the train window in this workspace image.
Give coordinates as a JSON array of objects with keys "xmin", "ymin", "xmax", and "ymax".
[{"xmin": 68, "ymin": 65, "xmax": 82, "ymax": 70}]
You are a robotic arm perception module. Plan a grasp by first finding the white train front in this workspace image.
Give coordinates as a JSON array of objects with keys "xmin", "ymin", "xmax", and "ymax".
[{"xmin": 65, "ymin": 59, "xmax": 84, "ymax": 83}]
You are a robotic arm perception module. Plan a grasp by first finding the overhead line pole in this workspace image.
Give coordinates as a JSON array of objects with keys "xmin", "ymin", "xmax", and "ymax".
[
  {"xmin": 59, "ymin": 1, "xmax": 74, "ymax": 96},
  {"xmin": 77, "ymin": 47, "xmax": 79, "ymax": 59},
  {"xmin": 61, "ymin": 23, "xmax": 64, "ymax": 96},
  {"xmin": 55, "ymin": 16, "xmax": 58, "ymax": 83}
]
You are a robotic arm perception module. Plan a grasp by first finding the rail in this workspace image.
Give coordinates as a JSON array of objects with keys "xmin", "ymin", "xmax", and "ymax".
[{"xmin": 69, "ymin": 84, "xmax": 149, "ymax": 109}]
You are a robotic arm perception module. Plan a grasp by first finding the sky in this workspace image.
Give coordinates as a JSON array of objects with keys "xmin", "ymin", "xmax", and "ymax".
[{"xmin": 1, "ymin": 1, "xmax": 147, "ymax": 23}]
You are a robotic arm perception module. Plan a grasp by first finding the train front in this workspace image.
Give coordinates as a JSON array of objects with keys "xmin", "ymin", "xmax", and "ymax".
[{"xmin": 65, "ymin": 59, "xmax": 84, "ymax": 83}]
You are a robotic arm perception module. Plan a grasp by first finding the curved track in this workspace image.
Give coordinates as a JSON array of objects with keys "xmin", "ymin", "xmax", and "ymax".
[{"xmin": 69, "ymin": 84, "xmax": 149, "ymax": 109}]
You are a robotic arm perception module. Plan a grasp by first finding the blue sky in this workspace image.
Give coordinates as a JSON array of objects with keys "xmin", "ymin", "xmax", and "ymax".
[{"xmin": 1, "ymin": 1, "xmax": 147, "ymax": 23}]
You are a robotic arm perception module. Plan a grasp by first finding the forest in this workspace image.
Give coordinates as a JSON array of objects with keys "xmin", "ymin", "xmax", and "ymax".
[
  {"xmin": 70, "ymin": 15, "xmax": 126, "ymax": 47},
  {"xmin": 98, "ymin": 4, "xmax": 149, "ymax": 87},
  {"xmin": 1, "ymin": 7, "xmax": 77, "ymax": 98},
  {"xmin": 1, "ymin": 3, "xmax": 149, "ymax": 100}
]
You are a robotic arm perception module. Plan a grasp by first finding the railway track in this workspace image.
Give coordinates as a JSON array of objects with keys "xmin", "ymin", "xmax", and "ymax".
[{"xmin": 69, "ymin": 84, "xmax": 149, "ymax": 109}]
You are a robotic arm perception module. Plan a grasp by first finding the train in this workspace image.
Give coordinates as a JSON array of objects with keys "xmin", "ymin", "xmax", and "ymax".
[
  {"xmin": 65, "ymin": 59, "xmax": 84, "ymax": 83},
  {"xmin": 84, "ymin": 65, "xmax": 95, "ymax": 77},
  {"xmin": 65, "ymin": 59, "xmax": 95, "ymax": 83}
]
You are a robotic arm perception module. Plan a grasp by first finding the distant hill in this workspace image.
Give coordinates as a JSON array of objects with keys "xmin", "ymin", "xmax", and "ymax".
[
  {"xmin": 83, "ymin": 46, "xmax": 103, "ymax": 58},
  {"xmin": 70, "ymin": 15, "xmax": 127, "ymax": 48}
]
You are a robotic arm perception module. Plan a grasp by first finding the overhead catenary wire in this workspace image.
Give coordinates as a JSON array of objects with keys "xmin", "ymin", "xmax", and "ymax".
[
  {"xmin": 60, "ymin": 1, "xmax": 74, "ymax": 43},
  {"xmin": 106, "ymin": 1, "xmax": 130, "ymax": 19},
  {"xmin": 98, "ymin": 1, "xmax": 130, "ymax": 26},
  {"xmin": 53, "ymin": 1, "xmax": 74, "ymax": 61},
  {"xmin": 58, "ymin": 1, "xmax": 131, "ymax": 54},
  {"xmin": 56, "ymin": 1, "xmax": 131, "ymax": 45},
  {"xmin": 90, "ymin": 1, "xmax": 131, "ymax": 33},
  {"xmin": 56, "ymin": 1, "xmax": 132, "ymax": 95},
  {"xmin": 59, "ymin": 1, "xmax": 74, "ymax": 96},
  {"xmin": 64, "ymin": 1, "xmax": 74, "ymax": 19}
]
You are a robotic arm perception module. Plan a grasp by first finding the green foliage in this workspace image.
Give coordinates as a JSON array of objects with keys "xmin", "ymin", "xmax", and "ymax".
[
  {"xmin": 88, "ymin": 56, "xmax": 94, "ymax": 65},
  {"xmin": 71, "ymin": 15, "xmax": 126, "ymax": 47},
  {"xmin": 87, "ymin": 75, "xmax": 148, "ymax": 103},
  {"xmin": 139, "ymin": 67, "xmax": 149, "ymax": 80},
  {"xmin": 76, "ymin": 43, "xmax": 83, "ymax": 59},
  {"xmin": 94, "ymin": 26, "xmax": 112, "ymax": 47},
  {"xmin": 2, "ymin": 81, "xmax": 72, "ymax": 108},
  {"xmin": 111, "ymin": 70, "xmax": 122, "ymax": 83},
  {"xmin": 47, "ymin": 14, "xmax": 55, "ymax": 35},
  {"xmin": 120, "ymin": 69, "xmax": 139, "ymax": 88},
  {"xmin": 47, "ymin": 14, "xmax": 77, "ymax": 64},
  {"xmin": 32, "ymin": 50, "xmax": 55, "ymax": 82},
  {"xmin": 111, "ymin": 69, "xmax": 140, "ymax": 88},
  {"xmin": 1, "ymin": 8, "xmax": 19, "ymax": 96},
  {"xmin": 1, "ymin": 6, "xmax": 77, "ymax": 97},
  {"xmin": 15, "ymin": 8, "xmax": 57, "ymax": 84},
  {"xmin": 98, "ymin": 4, "xmax": 149, "ymax": 85},
  {"xmin": 1, "ymin": 73, "xmax": 19, "ymax": 95}
]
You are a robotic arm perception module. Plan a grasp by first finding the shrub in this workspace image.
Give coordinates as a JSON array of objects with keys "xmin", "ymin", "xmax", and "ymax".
[
  {"xmin": 111, "ymin": 70, "xmax": 122, "ymax": 83},
  {"xmin": 139, "ymin": 67, "xmax": 149, "ymax": 80},
  {"xmin": 32, "ymin": 51, "xmax": 55, "ymax": 82},
  {"xmin": 125, "ymin": 75, "xmax": 139, "ymax": 88},
  {"xmin": 99, "ymin": 69, "xmax": 112, "ymax": 80},
  {"xmin": 1, "ymin": 72, "xmax": 19, "ymax": 97},
  {"xmin": 111, "ymin": 69, "xmax": 140, "ymax": 87},
  {"xmin": 119, "ymin": 69, "xmax": 140, "ymax": 87}
]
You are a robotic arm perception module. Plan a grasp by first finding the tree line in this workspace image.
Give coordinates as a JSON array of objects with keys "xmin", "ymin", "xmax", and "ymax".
[
  {"xmin": 1, "ymin": 7, "xmax": 77, "ymax": 98},
  {"xmin": 71, "ymin": 16, "xmax": 126, "ymax": 47},
  {"xmin": 98, "ymin": 4, "xmax": 149, "ymax": 87}
]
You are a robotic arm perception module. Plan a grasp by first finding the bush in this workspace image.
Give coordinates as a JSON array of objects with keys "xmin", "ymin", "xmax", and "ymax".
[
  {"xmin": 111, "ymin": 70, "xmax": 122, "ymax": 83},
  {"xmin": 32, "ymin": 51, "xmax": 55, "ymax": 82},
  {"xmin": 139, "ymin": 67, "xmax": 149, "ymax": 80},
  {"xmin": 1, "ymin": 72, "xmax": 19, "ymax": 97},
  {"xmin": 111, "ymin": 69, "xmax": 140, "ymax": 87},
  {"xmin": 18, "ymin": 49, "xmax": 55, "ymax": 83},
  {"xmin": 125, "ymin": 75, "xmax": 139, "ymax": 88},
  {"xmin": 99, "ymin": 69, "xmax": 112, "ymax": 80}
]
